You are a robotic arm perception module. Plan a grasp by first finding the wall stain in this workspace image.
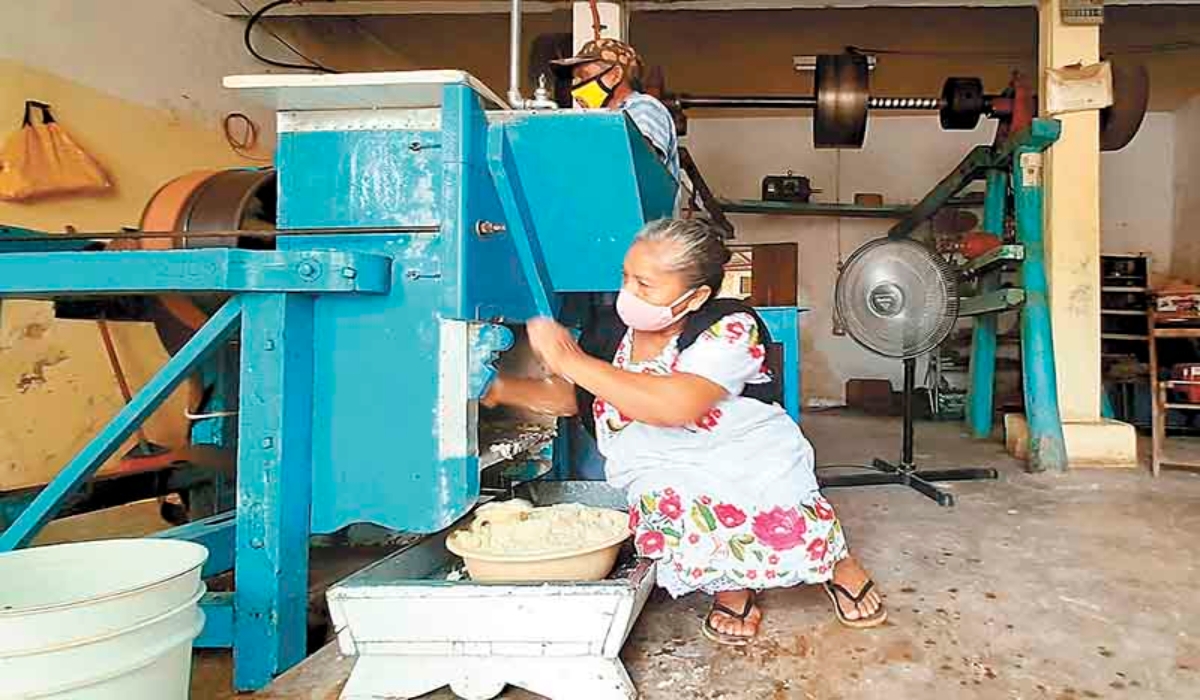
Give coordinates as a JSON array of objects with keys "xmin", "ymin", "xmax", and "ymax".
[
  {"xmin": 22, "ymin": 322, "xmax": 49, "ymax": 339},
  {"xmin": 16, "ymin": 352, "xmax": 69, "ymax": 394},
  {"xmin": 1068, "ymin": 285, "xmax": 1093, "ymax": 317}
]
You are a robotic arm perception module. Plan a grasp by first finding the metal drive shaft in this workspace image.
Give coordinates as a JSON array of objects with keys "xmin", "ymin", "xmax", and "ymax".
[
  {"xmin": 868, "ymin": 96, "xmax": 942, "ymax": 110},
  {"xmin": 676, "ymin": 95, "xmax": 943, "ymax": 111}
]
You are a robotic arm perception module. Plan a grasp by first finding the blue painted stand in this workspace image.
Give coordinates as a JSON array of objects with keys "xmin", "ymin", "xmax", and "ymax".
[
  {"xmin": 965, "ymin": 170, "xmax": 1007, "ymax": 439},
  {"xmin": 756, "ymin": 306, "xmax": 806, "ymax": 423},
  {"xmin": 1011, "ymin": 132, "xmax": 1069, "ymax": 472}
]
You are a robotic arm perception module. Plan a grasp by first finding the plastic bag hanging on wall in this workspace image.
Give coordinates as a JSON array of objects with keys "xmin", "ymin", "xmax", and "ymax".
[{"xmin": 0, "ymin": 101, "xmax": 112, "ymax": 202}]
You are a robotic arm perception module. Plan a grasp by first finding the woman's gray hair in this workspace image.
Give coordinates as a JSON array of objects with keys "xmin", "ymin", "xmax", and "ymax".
[{"xmin": 634, "ymin": 218, "xmax": 731, "ymax": 292}]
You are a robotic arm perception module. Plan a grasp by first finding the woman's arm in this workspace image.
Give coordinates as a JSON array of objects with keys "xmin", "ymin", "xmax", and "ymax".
[
  {"xmin": 559, "ymin": 352, "xmax": 724, "ymax": 427},
  {"xmin": 527, "ymin": 319, "xmax": 725, "ymax": 428},
  {"xmin": 481, "ymin": 374, "xmax": 578, "ymax": 417}
]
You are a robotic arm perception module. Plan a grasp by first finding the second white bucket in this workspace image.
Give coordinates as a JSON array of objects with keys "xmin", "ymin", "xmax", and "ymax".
[{"xmin": 0, "ymin": 538, "xmax": 209, "ymax": 700}]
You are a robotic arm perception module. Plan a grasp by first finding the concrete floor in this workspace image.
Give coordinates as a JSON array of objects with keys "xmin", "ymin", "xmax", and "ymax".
[{"xmin": 179, "ymin": 411, "xmax": 1200, "ymax": 699}]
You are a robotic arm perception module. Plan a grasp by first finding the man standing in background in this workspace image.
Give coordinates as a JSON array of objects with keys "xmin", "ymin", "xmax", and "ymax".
[{"xmin": 552, "ymin": 38, "xmax": 681, "ymax": 188}]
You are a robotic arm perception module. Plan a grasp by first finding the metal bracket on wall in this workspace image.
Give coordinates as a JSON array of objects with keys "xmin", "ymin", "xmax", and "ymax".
[{"xmin": 679, "ymin": 147, "xmax": 735, "ymax": 237}]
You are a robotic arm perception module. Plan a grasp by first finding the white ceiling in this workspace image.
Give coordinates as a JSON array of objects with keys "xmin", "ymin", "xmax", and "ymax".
[{"xmin": 196, "ymin": 0, "xmax": 1199, "ymax": 15}]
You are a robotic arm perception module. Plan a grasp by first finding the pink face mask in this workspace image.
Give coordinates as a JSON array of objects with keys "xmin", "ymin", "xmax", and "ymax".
[{"xmin": 616, "ymin": 288, "xmax": 696, "ymax": 332}]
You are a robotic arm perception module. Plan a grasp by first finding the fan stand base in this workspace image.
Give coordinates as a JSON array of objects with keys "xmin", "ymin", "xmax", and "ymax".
[
  {"xmin": 819, "ymin": 460, "xmax": 999, "ymax": 507},
  {"xmin": 816, "ymin": 357, "xmax": 999, "ymax": 507}
]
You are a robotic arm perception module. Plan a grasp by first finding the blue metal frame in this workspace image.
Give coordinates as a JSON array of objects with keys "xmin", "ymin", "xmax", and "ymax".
[
  {"xmin": 233, "ymin": 293, "xmax": 316, "ymax": 688},
  {"xmin": 1011, "ymin": 128, "xmax": 1069, "ymax": 473},
  {"xmin": 488, "ymin": 123, "xmax": 558, "ymax": 318},
  {"xmin": 756, "ymin": 306, "xmax": 806, "ymax": 423},
  {"xmin": 0, "ymin": 246, "xmax": 391, "ymax": 687},
  {"xmin": 0, "ymin": 249, "xmax": 391, "ymax": 295},
  {"xmin": 196, "ymin": 593, "xmax": 235, "ymax": 649},
  {"xmin": 965, "ymin": 169, "xmax": 1008, "ymax": 439},
  {"xmin": 0, "ymin": 77, "xmax": 682, "ymax": 692},
  {"xmin": 151, "ymin": 512, "xmax": 235, "ymax": 579},
  {"xmin": 0, "ymin": 298, "xmax": 243, "ymax": 550}
]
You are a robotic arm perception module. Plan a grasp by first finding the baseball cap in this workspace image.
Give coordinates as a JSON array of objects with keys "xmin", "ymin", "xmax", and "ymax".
[{"xmin": 550, "ymin": 38, "xmax": 643, "ymax": 80}]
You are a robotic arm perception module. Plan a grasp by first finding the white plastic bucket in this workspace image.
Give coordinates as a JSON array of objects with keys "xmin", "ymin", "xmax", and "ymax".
[{"xmin": 0, "ymin": 539, "xmax": 208, "ymax": 699}]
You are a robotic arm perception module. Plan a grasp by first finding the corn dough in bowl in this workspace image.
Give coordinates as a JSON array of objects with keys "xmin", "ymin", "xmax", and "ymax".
[{"xmin": 447, "ymin": 502, "xmax": 631, "ymax": 581}]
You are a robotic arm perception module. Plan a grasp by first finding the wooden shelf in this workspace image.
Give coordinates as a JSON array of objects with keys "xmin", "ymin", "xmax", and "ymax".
[
  {"xmin": 1102, "ymin": 333, "xmax": 1148, "ymax": 341},
  {"xmin": 1101, "ymin": 286, "xmax": 1148, "ymax": 293},
  {"xmin": 1152, "ymin": 327, "xmax": 1200, "ymax": 339},
  {"xmin": 1101, "ymin": 309, "xmax": 1148, "ymax": 316}
]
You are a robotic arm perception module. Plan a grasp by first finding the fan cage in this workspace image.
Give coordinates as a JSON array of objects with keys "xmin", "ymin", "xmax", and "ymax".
[{"xmin": 834, "ymin": 237, "xmax": 959, "ymax": 359}]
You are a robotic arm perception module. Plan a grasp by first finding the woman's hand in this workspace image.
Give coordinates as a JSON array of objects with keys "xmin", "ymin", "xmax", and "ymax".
[
  {"xmin": 480, "ymin": 375, "xmax": 506, "ymax": 408},
  {"xmin": 526, "ymin": 317, "xmax": 582, "ymax": 377},
  {"xmin": 479, "ymin": 373, "xmax": 578, "ymax": 416}
]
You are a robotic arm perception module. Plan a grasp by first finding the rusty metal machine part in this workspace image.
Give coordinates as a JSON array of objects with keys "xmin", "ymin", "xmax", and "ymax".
[
  {"xmin": 136, "ymin": 168, "xmax": 278, "ymax": 352},
  {"xmin": 661, "ymin": 53, "xmax": 1148, "ymax": 152},
  {"xmin": 139, "ymin": 170, "xmax": 218, "ymax": 248},
  {"xmin": 178, "ymin": 168, "xmax": 277, "ymax": 248}
]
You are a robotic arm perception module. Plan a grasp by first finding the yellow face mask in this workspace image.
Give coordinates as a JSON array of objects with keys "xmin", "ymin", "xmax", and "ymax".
[{"xmin": 571, "ymin": 66, "xmax": 617, "ymax": 109}]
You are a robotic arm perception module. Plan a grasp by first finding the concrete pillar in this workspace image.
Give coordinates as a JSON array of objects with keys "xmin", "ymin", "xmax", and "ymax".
[
  {"xmin": 573, "ymin": 1, "xmax": 625, "ymax": 51},
  {"xmin": 1028, "ymin": 0, "xmax": 1137, "ymax": 467}
]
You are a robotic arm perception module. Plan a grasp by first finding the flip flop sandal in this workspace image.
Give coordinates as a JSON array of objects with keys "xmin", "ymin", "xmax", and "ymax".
[
  {"xmin": 824, "ymin": 579, "xmax": 888, "ymax": 629},
  {"xmin": 701, "ymin": 592, "xmax": 759, "ymax": 646}
]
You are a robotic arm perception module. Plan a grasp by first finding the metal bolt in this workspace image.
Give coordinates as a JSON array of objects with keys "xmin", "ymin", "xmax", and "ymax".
[
  {"xmin": 251, "ymin": 537, "xmax": 264, "ymax": 549},
  {"xmin": 405, "ymin": 269, "xmax": 420, "ymax": 281},
  {"xmin": 261, "ymin": 437, "xmax": 274, "ymax": 449},
  {"xmin": 264, "ymin": 339, "xmax": 276, "ymax": 351},
  {"xmin": 475, "ymin": 221, "xmax": 507, "ymax": 236},
  {"xmin": 297, "ymin": 261, "xmax": 318, "ymax": 279},
  {"xmin": 342, "ymin": 267, "xmax": 357, "ymax": 279}
]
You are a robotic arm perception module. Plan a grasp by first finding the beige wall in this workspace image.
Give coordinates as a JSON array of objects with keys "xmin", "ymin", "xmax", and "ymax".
[
  {"xmin": 1101, "ymin": 112, "xmax": 1175, "ymax": 280},
  {"xmin": 0, "ymin": 61, "xmax": 264, "ymax": 233},
  {"xmin": 0, "ymin": 0, "xmax": 278, "ymax": 146},
  {"xmin": 0, "ymin": 0, "xmax": 277, "ymax": 490},
  {"xmin": 1171, "ymin": 95, "xmax": 1200, "ymax": 282},
  {"xmin": 687, "ymin": 113, "xmax": 1176, "ymax": 404}
]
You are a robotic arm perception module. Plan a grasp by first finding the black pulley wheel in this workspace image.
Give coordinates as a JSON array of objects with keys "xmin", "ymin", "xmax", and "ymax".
[
  {"xmin": 1100, "ymin": 62, "xmax": 1149, "ymax": 152},
  {"xmin": 814, "ymin": 53, "xmax": 870, "ymax": 149},
  {"xmin": 940, "ymin": 77, "xmax": 985, "ymax": 130}
]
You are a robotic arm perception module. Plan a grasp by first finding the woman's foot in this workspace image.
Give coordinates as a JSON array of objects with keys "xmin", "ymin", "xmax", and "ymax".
[
  {"xmin": 702, "ymin": 589, "xmax": 763, "ymax": 645},
  {"xmin": 825, "ymin": 557, "xmax": 887, "ymax": 628}
]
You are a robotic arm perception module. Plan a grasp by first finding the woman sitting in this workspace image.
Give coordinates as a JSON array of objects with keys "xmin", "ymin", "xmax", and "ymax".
[{"xmin": 484, "ymin": 218, "xmax": 885, "ymax": 644}]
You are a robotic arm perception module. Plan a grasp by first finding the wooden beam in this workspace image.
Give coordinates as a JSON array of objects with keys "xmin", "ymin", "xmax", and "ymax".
[
  {"xmin": 252, "ymin": 643, "xmax": 354, "ymax": 700},
  {"xmin": 193, "ymin": 0, "xmax": 1198, "ymax": 17}
]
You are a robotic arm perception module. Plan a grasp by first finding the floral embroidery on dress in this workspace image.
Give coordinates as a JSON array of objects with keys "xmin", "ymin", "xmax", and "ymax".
[
  {"xmin": 630, "ymin": 488, "xmax": 847, "ymax": 597},
  {"xmin": 595, "ymin": 312, "xmax": 827, "ymax": 597},
  {"xmin": 695, "ymin": 407, "xmax": 723, "ymax": 431},
  {"xmin": 702, "ymin": 315, "xmax": 770, "ymax": 375}
]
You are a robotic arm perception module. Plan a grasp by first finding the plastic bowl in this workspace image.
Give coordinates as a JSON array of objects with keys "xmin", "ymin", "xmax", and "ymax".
[{"xmin": 446, "ymin": 530, "xmax": 630, "ymax": 583}]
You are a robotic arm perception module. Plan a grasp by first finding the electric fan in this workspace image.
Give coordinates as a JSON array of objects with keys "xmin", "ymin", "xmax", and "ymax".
[{"xmin": 820, "ymin": 237, "xmax": 998, "ymax": 507}]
